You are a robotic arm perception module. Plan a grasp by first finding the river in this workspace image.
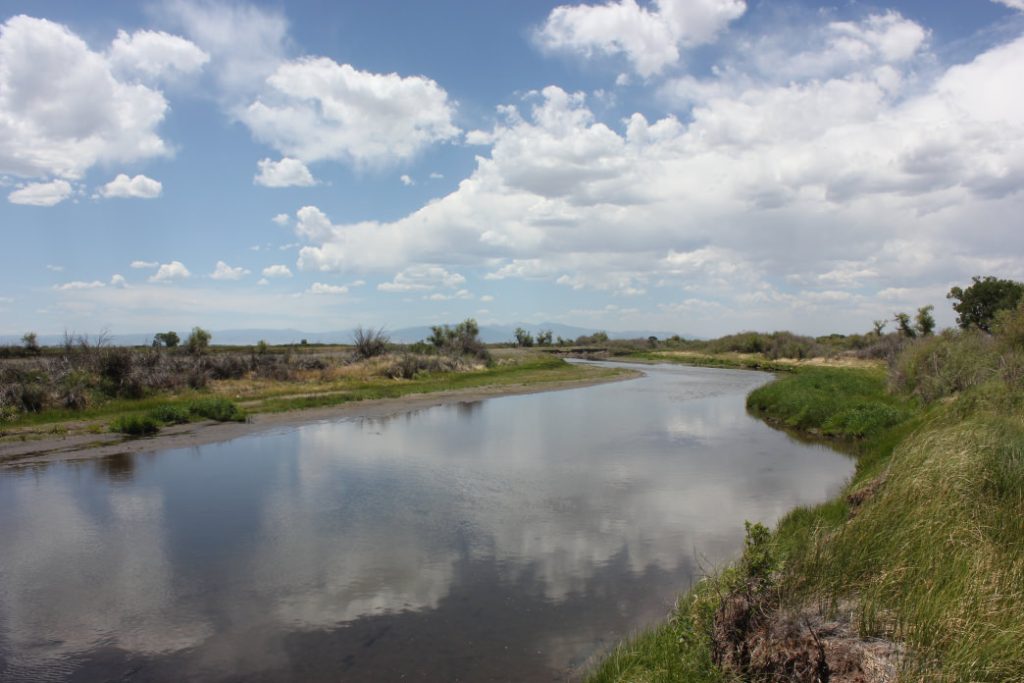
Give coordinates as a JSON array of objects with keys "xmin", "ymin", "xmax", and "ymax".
[{"xmin": 0, "ymin": 362, "xmax": 852, "ymax": 681}]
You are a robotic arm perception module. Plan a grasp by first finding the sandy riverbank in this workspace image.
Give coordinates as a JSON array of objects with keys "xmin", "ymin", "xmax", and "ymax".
[{"xmin": 1, "ymin": 369, "xmax": 640, "ymax": 467}]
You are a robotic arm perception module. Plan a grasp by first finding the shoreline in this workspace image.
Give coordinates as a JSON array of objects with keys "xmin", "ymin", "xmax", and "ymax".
[{"xmin": 1, "ymin": 369, "xmax": 640, "ymax": 467}]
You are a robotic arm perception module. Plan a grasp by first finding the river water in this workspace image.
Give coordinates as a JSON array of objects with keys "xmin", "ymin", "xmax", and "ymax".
[{"xmin": 0, "ymin": 362, "xmax": 852, "ymax": 682}]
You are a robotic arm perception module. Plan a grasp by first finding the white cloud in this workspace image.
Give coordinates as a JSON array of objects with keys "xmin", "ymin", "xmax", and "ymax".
[
  {"xmin": 210, "ymin": 261, "xmax": 250, "ymax": 280},
  {"xmin": 536, "ymin": 0, "xmax": 746, "ymax": 77},
  {"xmin": 110, "ymin": 274, "xmax": 127, "ymax": 288},
  {"xmin": 161, "ymin": 0, "xmax": 288, "ymax": 97},
  {"xmin": 429, "ymin": 172, "xmax": 444, "ymax": 179},
  {"xmin": 480, "ymin": 295, "xmax": 495, "ymax": 302},
  {"xmin": 307, "ymin": 282, "xmax": 348, "ymax": 295},
  {"xmin": 377, "ymin": 265, "xmax": 466, "ymax": 293},
  {"xmin": 993, "ymin": 0, "xmax": 1024, "ymax": 11},
  {"xmin": 400, "ymin": 174, "xmax": 414, "ymax": 186},
  {"xmin": 8, "ymin": 180, "xmax": 73, "ymax": 206},
  {"xmin": 130, "ymin": 260, "xmax": 158, "ymax": 269},
  {"xmin": 107, "ymin": 29, "xmax": 208, "ymax": 80},
  {"xmin": 100, "ymin": 173, "xmax": 162, "ymax": 199},
  {"xmin": 286, "ymin": 21, "xmax": 1024, "ymax": 333},
  {"xmin": 272, "ymin": 213, "xmax": 290, "ymax": 226},
  {"xmin": 149, "ymin": 261, "xmax": 190, "ymax": 282},
  {"xmin": 262, "ymin": 264, "xmax": 293, "ymax": 278},
  {"xmin": 54, "ymin": 280, "xmax": 105, "ymax": 290},
  {"xmin": 257, "ymin": 278, "xmax": 269, "ymax": 286},
  {"xmin": 254, "ymin": 157, "xmax": 317, "ymax": 187},
  {"xmin": 241, "ymin": 57, "xmax": 460, "ymax": 167},
  {"xmin": 45, "ymin": 264, "xmax": 64, "ymax": 272},
  {"xmin": 0, "ymin": 16, "xmax": 172, "ymax": 180}
]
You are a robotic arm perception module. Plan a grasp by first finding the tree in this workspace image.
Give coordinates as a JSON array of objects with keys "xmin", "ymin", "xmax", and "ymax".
[
  {"xmin": 947, "ymin": 276, "xmax": 1024, "ymax": 332},
  {"xmin": 894, "ymin": 312, "xmax": 916, "ymax": 338},
  {"xmin": 21, "ymin": 331, "xmax": 40, "ymax": 354},
  {"xmin": 647, "ymin": 336, "xmax": 659, "ymax": 348},
  {"xmin": 187, "ymin": 327, "xmax": 211, "ymax": 355},
  {"xmin": 352, "ymin": 326, "xmax": 389, "ymax": 358},
  {"xmin": 536, "ymin": 330, "xmax": 553, "ymax": 346},
  {"xmin": 914, "ymin": 305, "xmax": 936, "ymax": 337},
  {"xmin": 872, "ymin": 320, "xmax": 887, "ymax": 336},
  {"xmin": 513, "ymin": 327, "xmax": 534, "ymax": 347},
  {"xmin": 153, "ymin": 331, "xmax": 180, "ymax": 348}
]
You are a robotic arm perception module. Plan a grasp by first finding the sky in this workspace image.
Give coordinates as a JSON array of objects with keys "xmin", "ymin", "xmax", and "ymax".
[{"xmin": 1, "ymin": 0, "xmax": 1023, "ymax": 339}]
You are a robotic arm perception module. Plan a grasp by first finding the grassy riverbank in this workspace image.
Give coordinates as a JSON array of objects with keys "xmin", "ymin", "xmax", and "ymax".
[
  {"xmin": 1, "ymin": 351, "xmax": 629, "ymax": 445},
  {"xmin": 589, "ymin": 324, "xmax": 1024, "ymax": 681}
]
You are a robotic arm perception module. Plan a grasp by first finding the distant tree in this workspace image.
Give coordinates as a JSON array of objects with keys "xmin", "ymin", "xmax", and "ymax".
[
  {"xmin": 153, "ymin": 331, "xmax": 180, "ymax": 348},
  {"xmin": 21, "ymin": 331, "xmax": 40, "ymax": 354},
  {"xmin": 424, "ymin": 319, "xmax": 488, "ymax": 360},
  {"xmin": 556, "ymin": 336, "xmax": 569, "ymax": 346},
  {"xmin": 914, "ymin": 305, "xmax": 936, "ymax": 337},
  {"xmin": 894, "ymin": 312, "xmax": 916, "ymax": 338},
  {"xmin": 514, "ymin": 327, "xmax": 534, "ymax": 347},
  {"xmin": 872, "ymin": 320, "xmax": 887, "ymax": 336},
  {"xmin": 187, "ymin": 327, "xmax": 211, "ymax": 355},
  {"xmin": 647, "ymin": 335, "xmax": 658, "ymax": 348},
  {"xmin": 536, "ymin": 330, "xmax": 553, "ymax": 346},
  {"xmin": 255, "ymin": 339, "xmax": 269, "ymax": 355},
  {"xmin": 947, "ymin": 276, "xmax": 1024, "ymax": 332}
]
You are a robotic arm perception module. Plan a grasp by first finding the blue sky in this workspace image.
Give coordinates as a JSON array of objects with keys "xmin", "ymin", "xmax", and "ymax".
[{"xmin": 2, "ymin": 0, "xmax": 1023, "ymax": 338}]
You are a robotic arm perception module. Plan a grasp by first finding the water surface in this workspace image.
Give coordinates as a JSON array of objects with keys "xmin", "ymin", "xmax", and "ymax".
[{"xmin": 0, "ymin": 362, "xmax": 852, "ymax": 681}]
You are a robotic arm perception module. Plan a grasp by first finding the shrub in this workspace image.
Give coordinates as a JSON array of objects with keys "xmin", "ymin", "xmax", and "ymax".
[
  {"xmin": 890, "ymin": 330, "xmax": 999, "ymax": 402},
  {"xmin": 148, "ymin": 404, "xmax": 191, "ymax": 425},
  {"xmin": 58, "ymin": 370, "xmax": 91, "ymax": 410},
  {"xmin": 110, "ymin": 414, "xmax": 160, "ymax": 436},
  {"xmin": 352, "ymin": 326, "xmax": 390, "ymax": 359},
  {"xmin": 187, "ymin": 327, "xmax": 211, "ymax": 355},
  {"xmin": 187, "ymin": 397, "xmax": 245, "ymax": 422}
]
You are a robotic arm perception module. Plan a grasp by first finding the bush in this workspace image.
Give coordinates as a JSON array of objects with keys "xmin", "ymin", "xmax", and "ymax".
[
  {"xmin": 58, "ymin": 370, "xmax": 91, "ymax": 410},
  {"xmin": 110, "ymin": 414, "xmax": 160, "ymax": 436},
  {"xmin": 187, "ymin": 397, "xmax": 245, "ymax": 422},
  {"xmin": 890, "ymin": 330, "xmax": 1000, "ymax": 402},
  {"xmin": 187, "ymin": 327, "xmax": 211, "ymax": 355},
  {"xmin": 352, "ymin": 326, "xmax": 390, "ymax": 359},
  {"xmin": 148, "ymin": 404, "xmax": 191, "ymax": 425}
]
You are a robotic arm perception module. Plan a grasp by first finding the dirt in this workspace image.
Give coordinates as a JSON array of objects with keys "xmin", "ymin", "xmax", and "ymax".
[
  {"xmin": 713, "ymin": 583, "xmax": 902, "ymax": 683},
  {"xmin": 0, "ymin": 371, "xmax": 639, "ymax": 467}
]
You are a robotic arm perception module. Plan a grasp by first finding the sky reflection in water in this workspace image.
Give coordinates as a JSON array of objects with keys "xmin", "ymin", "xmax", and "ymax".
[{"xmin": 0, "ymin": 363, "xmax": 853, "ymax": 681}]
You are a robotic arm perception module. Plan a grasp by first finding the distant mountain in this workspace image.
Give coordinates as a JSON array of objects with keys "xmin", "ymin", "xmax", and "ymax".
[{"xmin": 1, "ymin": 323, "xmax": 688, "ymax": 347}]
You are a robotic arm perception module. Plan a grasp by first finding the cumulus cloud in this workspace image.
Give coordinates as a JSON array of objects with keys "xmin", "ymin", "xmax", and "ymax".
[
  {"xmin": 262, "ymin": 264, "xmax": 293, "ymax": 278},
  {"xmin": 254, "ymin": 157, "xmax": 317, "ymax": 187},
  {"xmin": 994, "ymin": 0, "xmax": 1024, "ymax": 11},
  {"xmin": 100, "ymin": 174, "xmax": 163, "ymax": 199},
  {"xmin": 286, "ymin": 16, "xmax": 1024, "ymax": 332},
  {"xmin": 46, "ymin": 264, "xmax": 64, "ymax": 272},
  {"xmin": 307, "ymin": 282, "xmax": 348, "ymax": 295},
  {"xmin": 241, "ymin": 57, "xmax": 460, "ymax": 167},
  {"xmin": 149, "ymin": 261, "xmax": 190, "ymax": 282},
  {"xmin": 210, "ymin": 261, "xmax": 250, "ymax": 280},
  {"xmin": 110, "ymin": 274, "xmax": 127, "ymax": 288},
  {"xmin": 400, "ymin": 174, "xmax": 414, "ymax": 186},
  {"xmin": 272, "ymin": 213, "xmax": 290, "ymax": 226},
  {"xmin": 0, "ymin": 16, "xmax": 174, "ymax": 180},
  {"xmin": 8, "ymin": 180, "xmax": 73, "ymax": 206},
  {"xmin": 536, "ymin": 0, "xmax": 746, "ymax": 77},
  {"xmin": 130, "ymin": 260, "xmax": 158, "ymax": 269},
  {"xmin": 107, "ymin": 29, "xmax": 208, "ymax": 80}
]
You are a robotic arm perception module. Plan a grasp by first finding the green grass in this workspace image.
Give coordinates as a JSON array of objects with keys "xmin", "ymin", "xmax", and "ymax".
[
  {"xmin": 627, "ymin": 351, "xmax": 798, "ymax": 372},
  {"xmin": 746, "ymin": 366, "xmax": 912, "ymax": 439},
  {"xmin": 110, "ymin": 414, "xmax": 161, "ymax": 436}
]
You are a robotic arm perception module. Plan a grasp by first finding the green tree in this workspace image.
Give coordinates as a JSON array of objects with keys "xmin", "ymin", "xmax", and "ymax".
[
  {"xmin": 153, "ymin": 331, "xmax": 180, "ymax": 348},
  {"xmin": 187, "ymin": 327, "xmax": 211, "ymax": 355},
  {"xmin": 947, "ymin": 276, "xmax": 1024, "ymax": 332},
  {"xmin": 872, "ymin": 320, "xmax": 887, "ymax": 336},
  {"xmin": 21, "ymin": 331, "xmax": 40, "ymax": 354},
  {"xmin": 536, "ymin": 330, "xmax": 553, "ymax": 346},
  {"xmin": 894, "ymin": 312, "xmax": 916, "ymax": 338},
  {"xmin": 513, "ymin": 327, "xmax": 534, "ymax": 347},
  {"xmin": 914, "ymin": 305, "xmax": 936, "ymax": 336}
]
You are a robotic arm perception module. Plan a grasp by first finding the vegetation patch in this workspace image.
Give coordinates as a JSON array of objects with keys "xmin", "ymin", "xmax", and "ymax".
[{"xmin": 110, "ymin": 414, "xmax": 161, "ymax": 436}]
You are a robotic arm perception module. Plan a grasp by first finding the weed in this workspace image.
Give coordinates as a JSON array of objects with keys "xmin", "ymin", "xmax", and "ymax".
[{"xmin": 110, "ymin": 414, "xmax": 160, "ymax": 436}]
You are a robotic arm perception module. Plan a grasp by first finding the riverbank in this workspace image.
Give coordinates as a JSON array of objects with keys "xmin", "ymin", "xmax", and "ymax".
[
  {"xmin": 1, "ymin": 355, "xmax": 638, "ymax": 465},
  {"xmin": 588, "ymin": 348, "xmax": 1024, "ymax": 681}
]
